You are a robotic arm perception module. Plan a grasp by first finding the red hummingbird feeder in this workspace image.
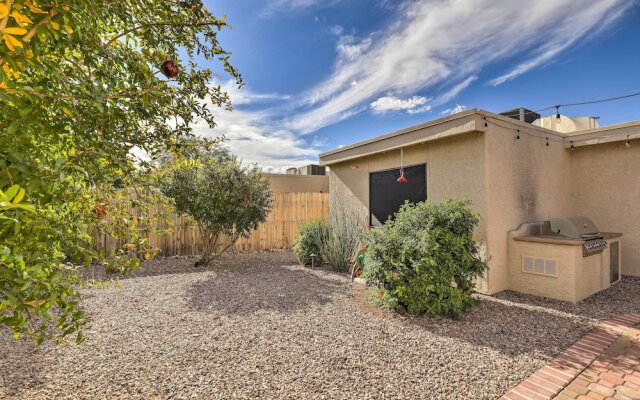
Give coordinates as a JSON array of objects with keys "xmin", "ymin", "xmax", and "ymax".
[
  {"xmin": 397, "ymin": 148, "xmax": 408, "ymax": 183},
  {"xmin": 397, "ymin": 168, "xmax": 408, "ymax": 183}
]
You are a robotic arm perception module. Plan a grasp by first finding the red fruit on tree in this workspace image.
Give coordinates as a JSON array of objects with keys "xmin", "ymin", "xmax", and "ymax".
[{"xmin": 160, "ymin": 60, "xmax": 179, "ymax": 78}]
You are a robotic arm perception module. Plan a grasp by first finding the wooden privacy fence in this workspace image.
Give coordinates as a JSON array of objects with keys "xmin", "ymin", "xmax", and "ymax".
[{"xmin": 94, "ymin": 192, "xmax": 329, "ymax": 257}]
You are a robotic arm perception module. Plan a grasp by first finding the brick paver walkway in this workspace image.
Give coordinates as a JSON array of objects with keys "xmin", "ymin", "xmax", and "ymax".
[
  {"xmin": 500, "ymin": 314, "xmax": 640, "ymax": 400},
  {"xmin": 557, "ymin": 323, "xmax": 640, "ymax": 400}
]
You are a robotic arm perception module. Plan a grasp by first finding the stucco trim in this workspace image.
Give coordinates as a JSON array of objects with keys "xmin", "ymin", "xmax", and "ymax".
[
  {"xmin": 563, "ymin": 120, "xmax": 640, "ymax": 148},
  {"xmin": 320, "ymin": 109, "xmax": 481, "ymax": 158},
  {"xmin": 319, "ymin": 109, "xmax": 569, "ymax": 166}
]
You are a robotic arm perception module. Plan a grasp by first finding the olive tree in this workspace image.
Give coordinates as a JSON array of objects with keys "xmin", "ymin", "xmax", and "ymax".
[
  {"xmin": 0, "ymin": 1, "xmax": 241, "ymax": 342},
  {"xmin": 160, "ymin": 142, "xmax": 272, "ymax": 267}
]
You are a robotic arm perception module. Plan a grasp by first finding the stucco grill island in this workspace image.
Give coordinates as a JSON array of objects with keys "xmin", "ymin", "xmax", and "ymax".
[{"xmin": 509, "ymin": 217, "xmax": 622, "ymax": 302}]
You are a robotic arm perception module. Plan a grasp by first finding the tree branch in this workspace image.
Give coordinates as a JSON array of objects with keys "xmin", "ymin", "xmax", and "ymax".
[
  {"xmin": 0, "ymin": 0, "xmax": 13, "ymax": 31},
  {"xmin": 0, "ymin": 5, "xmax": 55, "ymax": 66},
  {"xmin": 0, "ymin": 84, "xmax": 160, "ymax": 100},
  {"xmin": 102, "ymin": 21, "xmax": 223, "ymax": 48},
  {"xmin": 22, "ymin": 8, "xmax": 57, "ymax": 42}
]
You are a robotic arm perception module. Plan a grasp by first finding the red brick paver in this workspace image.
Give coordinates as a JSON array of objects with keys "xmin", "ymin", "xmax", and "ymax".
[{"xmin": 500, "ymin": 313, "xmax": 640, "ymax": 400}]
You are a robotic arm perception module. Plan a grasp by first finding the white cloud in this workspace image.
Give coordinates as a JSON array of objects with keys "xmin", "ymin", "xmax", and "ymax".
[
  {"xmin": 195, "ymin": 83, "xmax": 320, "ymax": 173},
  {"xmin": 283, "ymin": 0, "xmax": 630, "ymax": 134},
  {"xmin": 329, "ymin": 25, "xmax": 344, "ymax": 36},
  {"xmin": 370, "ymin": 95, "xmax": 431, "ymax": 114},
  {"xmin": 432, "ymin": 76, "xmax": 477, "ymax": 106},
  {"xmin": 439, "ymin": 104, "xmax": 467, "ymax": 116},
  {"xmin": 489, "ymin": 1, "xmax": 627, "ymax": 86},
  {"xmin": 218, "ymin": 81, "xmax": 290, "ymax": 106},
  {"xmin": 334, "ymin": 34, "xmax": 374, "ymax": 63}
]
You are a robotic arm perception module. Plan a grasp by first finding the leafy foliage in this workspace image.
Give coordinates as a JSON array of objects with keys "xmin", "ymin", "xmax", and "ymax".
[
  {"xmin": 293, "ymin": 210, "xmax": 363, "ymax": 272},
  {"xmin": 363, "ymin": 199, "xmax": 487, "ymax": 318},
  {"xmin": 293, "ymin": 220, "xmax": 325, "ymax": 266},
  {"xmin": 320, "ymin": 212, "xmax": 363, "ymax": 272},
  {"xmin": 0, "ymin": 1, "xmax": 241, "ymax": 342},
  {"xmin": 159, "ymin": 141, "xmax": 273, "ymax": 266}
]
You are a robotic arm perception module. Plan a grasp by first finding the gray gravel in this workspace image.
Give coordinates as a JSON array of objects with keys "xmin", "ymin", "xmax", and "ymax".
[{"xmin": 1, "ymin": 251, "xmax": 639, "ymax": 400}]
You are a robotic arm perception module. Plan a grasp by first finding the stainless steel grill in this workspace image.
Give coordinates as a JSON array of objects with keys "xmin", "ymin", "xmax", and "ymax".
[{"xmin": 541, "ymin": 217, "xmax": 608, "ymax": 256}]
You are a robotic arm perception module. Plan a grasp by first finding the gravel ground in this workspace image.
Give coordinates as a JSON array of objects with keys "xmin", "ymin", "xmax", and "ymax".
[{"xmin": 1, "ymin": 251, "xmax": 639, "ymax": 400}]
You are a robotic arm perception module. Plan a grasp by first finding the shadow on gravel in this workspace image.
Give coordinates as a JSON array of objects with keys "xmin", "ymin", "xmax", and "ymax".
[
  {"xmin": 78, "ymin": 251, "xmax": 299, "ymax": 281},
  {"xmin": 187, "ymin": 264, "xmax": 349, "ymax": 316},
  {"xmin": 393, "ymin": 276, "xmax": 640, "ymax": 359}
]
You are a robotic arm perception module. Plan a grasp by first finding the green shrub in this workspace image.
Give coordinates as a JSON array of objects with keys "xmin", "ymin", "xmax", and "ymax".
[
  {"xmin": 294, "ymin": 210, "xmax": 363, "ymax": 272},
  {"xmin": 160, "ymin": 142, "xmax": 273, "ymax": 266},
  {"xmin": 293, "ymin": 220, "xmax": 326, "ymax": 265},
  {"xmin": 363, "ymin": 198, "xmax": 487, "ymax": 319},
  {"xmin": 320, "ymin": 213, "xmax": 362, "ymax": 272}
]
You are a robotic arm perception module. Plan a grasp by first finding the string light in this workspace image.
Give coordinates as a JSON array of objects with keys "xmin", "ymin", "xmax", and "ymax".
[
  {"xmin": 504, "ymin": 89, "xmax": 640, "ymax": 119},
  {"xmin": 555, "ymin": 105, "xmax": 561, "ymax": 121},
  {"xmin": 486, "ymin": 115, "xmax": 632, "ymax": 149},
  {"xmin": 570, "ymin": 141, "xmax": 575, "ymax": 151},
  {"xmin": 483, "ymin": 116, "xmax": 488, "ymax": 127}
]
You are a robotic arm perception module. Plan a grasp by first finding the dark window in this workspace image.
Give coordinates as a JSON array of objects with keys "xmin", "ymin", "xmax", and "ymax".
[{"xmin": 369, "ymin": 164, "xmax": 426, "ymax": 226}]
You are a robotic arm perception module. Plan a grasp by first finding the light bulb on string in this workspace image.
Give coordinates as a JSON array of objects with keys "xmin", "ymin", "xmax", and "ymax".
[
  {"xmin": 546, "ymin": 137, "xmax": 550, "ymax": 147},
  {"xmin": 570, "ymin": 141, "xmax": 574, "ymax": 151},
  {"xmin": 515, "ymin": 129, "xmax": 520, "ymax": 141},
  {"xmin": 626, "ymin": 136, "xmax": 631, "ymax": 148},
  {"xmin": 555, "ymin": 105, "xmax": 561, "ymax": 121}
]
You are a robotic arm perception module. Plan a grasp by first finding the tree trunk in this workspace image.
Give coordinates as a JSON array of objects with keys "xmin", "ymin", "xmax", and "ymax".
[
  {"xmin": 195, "ymin": 227, "xmax": 218, "ymax": 267},
  {"xmin": 194, "ymin": 228, "xmax": 240, "ymax": 267}
]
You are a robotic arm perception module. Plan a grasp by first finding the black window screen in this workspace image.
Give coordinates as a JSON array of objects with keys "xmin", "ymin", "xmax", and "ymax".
[{"xmin": 369, "ymin": 164, "xmax": 426, "ymax": 226}]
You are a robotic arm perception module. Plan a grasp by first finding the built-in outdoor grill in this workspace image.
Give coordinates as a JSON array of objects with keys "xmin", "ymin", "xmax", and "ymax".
[
  {"xmin": 540, "ymin": 217, "xmax": 608, "ymax": 256},
  {"xmin": 508, "ymin": 217, "xmax": 622, "ymax": 302}
]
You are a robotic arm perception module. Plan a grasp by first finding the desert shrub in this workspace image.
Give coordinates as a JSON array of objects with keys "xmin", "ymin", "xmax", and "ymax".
[
  {"xmin": 293, "ymin": 220, "xmax": 326, "ymax": 265},
  {"xmin": 319, "ymin": 213, "xmax": 363, "ymax": 272},
  {"xmin": 363, "ymin": 198, "xmax": 487, "ymax": 319},
  {"xmin": 294, "ymin": 210, "xmax": 363, "ymax": 272},
  {"xmin": 160, "ymin": 142, "xmax": 273, "ymax": 266}
]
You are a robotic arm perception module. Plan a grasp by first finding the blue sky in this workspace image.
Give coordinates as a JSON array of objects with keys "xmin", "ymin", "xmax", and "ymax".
[{"xmin": 197, "ymin": 0, "xmax": 640, "ymax": 171}]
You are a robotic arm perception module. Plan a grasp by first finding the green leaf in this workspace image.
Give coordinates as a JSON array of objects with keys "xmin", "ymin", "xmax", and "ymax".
[
  {"xmin": 12, "ymin": 188, "xmax": 25, "ymax": 204},
  {"xmin": 4, "ymin": 185, "xmax": 19, "ymax": 201}
]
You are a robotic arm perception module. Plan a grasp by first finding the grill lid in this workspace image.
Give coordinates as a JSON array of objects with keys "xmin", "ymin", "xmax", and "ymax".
[{"xmin": 542, "ymin": 217, "xmax": 601, "ymax": 239}]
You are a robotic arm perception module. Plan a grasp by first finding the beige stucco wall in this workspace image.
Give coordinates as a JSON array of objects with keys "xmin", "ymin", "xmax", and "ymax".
[
  {"xmin": 328, "ymin": 122, "xmax": 573, "ymax": 295},
  {"xmin": 484, "ymin": 123, "xmax": 573, "ymax": 293},
  {"xmin": 265, "ymin": 173, "xmax": 329, "ymax": 193},
  {"xmin": 569, "ymin": 139, "xmax": 640, "ymax": 277},
  {"xmin": 328, "ymin": 132, "xmax": 489, "ymax": 290}
]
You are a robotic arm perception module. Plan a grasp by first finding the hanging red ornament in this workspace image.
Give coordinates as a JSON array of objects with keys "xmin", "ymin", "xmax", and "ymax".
[
  {"xmin": 160, "ymin": 60, "xmax": 179, "ymax": 78},
  {"xmin": 397, "ymin": 168, "xmax": 408, "ymax": 183},
  {"xmin": 397, "ymin": 148, "xmax": 408, "ymax": 183}
]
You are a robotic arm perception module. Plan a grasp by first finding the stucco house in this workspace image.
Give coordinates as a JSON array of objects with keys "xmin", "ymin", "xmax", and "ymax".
[{"xmin": 319, "ymin": 108, "xmax": 639, "ymax": 301}]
